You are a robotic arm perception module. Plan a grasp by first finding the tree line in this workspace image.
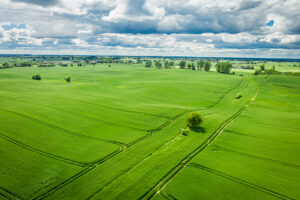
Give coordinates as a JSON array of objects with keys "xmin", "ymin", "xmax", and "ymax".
[{"xmin": 145, "ymin": 60, "xmax": 212, "ymax": 71}]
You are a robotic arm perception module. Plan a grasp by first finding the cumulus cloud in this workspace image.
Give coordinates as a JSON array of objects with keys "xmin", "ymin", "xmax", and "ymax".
[
  {"xmin": 11, "ymin": 0, "xmax": 59, "ymax": 6},
  {"xmin": 0, "ymin": 0, "xmax": 299, "ymax": 57}
]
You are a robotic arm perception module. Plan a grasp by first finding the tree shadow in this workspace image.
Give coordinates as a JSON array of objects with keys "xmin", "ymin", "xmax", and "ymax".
[{"xmin": 191, "ymin": 126, "xmax": 206, "ymax": 133}]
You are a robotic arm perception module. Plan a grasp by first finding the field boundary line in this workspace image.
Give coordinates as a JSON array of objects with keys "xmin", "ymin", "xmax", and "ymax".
[
  {"xmin": 32, "ymin": 166, "xmax": 95, "ymax": 200},
  {"xmin": 212, "ymin": 144, "xmax": 300, "ymax": 169},
  {"xmin": 0, "ymin": 187, "xmax": 23, "ymax": 200},
  {"xmin": 55, "ymin": 96, "xmax": 171, "ymax": 119},
  {"xmin": 30, "ymin": 76, "xmax": 248, "ymax": 199},
  {"xmin": 188, "ymin": 163, "xmax": 295, "ymax": 200},
  {"xmin": 0, "ymin": 109, "xmax": 127, "ymax": 147},
  {"xmin": 86, "ymin": 110, "xmax": 218, "ymax": 199},
  {"xmin": 0, "ymin": 95, "xmax": 150, "ymax": 132},
  {"xmin": 0, "ymin": 133, "xmax": 90, "ymax": 167},
  {"xmin": 139, "ymin": 79, "xmax": 261, "ymax": 200},
  {"xmin": 159, "ymin": 190, "xmax": 177, "ymax": 200}
]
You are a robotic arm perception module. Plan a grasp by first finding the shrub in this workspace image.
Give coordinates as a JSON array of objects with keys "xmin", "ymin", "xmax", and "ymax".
[
  {"xmin": 65, "ymin": 75, "xmax": 71, "ymax": 82},
  {"xmin": 181, "ymin": 128, "xmax": 190, "ymax": 136},
  {"xmin": 32, "ymin": 74, "xmax": 41, "ymax": 80},
  {"xmin": 235, "ymin": 93, "xmax": 242, "ymax": 99},
  {"xmin": 187, "ymin": 112, "xmax": 203, "ymax": 129}
]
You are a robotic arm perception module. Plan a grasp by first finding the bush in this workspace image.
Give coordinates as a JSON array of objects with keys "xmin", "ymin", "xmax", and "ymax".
[
  {"xmin": 32, "ymin": 74, "xmax": 41, "ymax": 80},
  {"xmin": 65, "ymin": 75, "xmax": 71, "ymax": 82},
  {"xmin": 235, "ymin": 93, "xmax": 242, "ymax": 99},
  {"xmin": 181, "ymin": 128, "xmax": 190, "ymax": 136},
  {"xmin": 187, "ymin": 112, "xmax": 203, "ymax": 129}
]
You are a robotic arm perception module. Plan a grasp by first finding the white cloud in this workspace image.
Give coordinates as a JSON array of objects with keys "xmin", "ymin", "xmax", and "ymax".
[{"xmin": 0, "ymin": 0, "xmax": 299, "ymax": 57}]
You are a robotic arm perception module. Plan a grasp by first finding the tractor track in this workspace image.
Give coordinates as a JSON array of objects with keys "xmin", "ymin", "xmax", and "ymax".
[
  {"xmin": 159, "ymin": 190, "xmax": 177, "ymax": 200},
  {"xmin": 2, "ymin": 77, "xmax": 247, "ymax": 200},
  {"xmin": 188, "ymin": 163, "xmax": 295, "ymax": 200},
  {"xmin": 85, "ymin": 78, "xmax": 247, "ymax": 199},
  {"xmin": 0, "ymin": 186, "xmax": 23, "ymax": 200},
  {"xmin": 32, "ymin": 166, "xmax": 95, "ymax": 200},
  {"xmin": 212, "ymin": 144, "xmax": 300, "ymax": 169},
  {"xmin": 85, "ymin": 111, "xmax": 215, "ymax": 200},
  {"xmin": 139, "ymin": 82, "xmax": 261, "ymax": 200}
]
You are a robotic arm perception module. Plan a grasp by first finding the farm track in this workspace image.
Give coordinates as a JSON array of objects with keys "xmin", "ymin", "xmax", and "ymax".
[
  {"xmin": 188, "ymin": 163, "xmax": 295, "ymax": 200},
  {"xmin": 85, "ymin": 112, "xmax": 215, "ymax": 200},
  {"xmin": 2, "ymin": 77, "xmax": 247, "ymax": 200},
  {"xmin": 84, "ymin": 78, "xmax": 248, "ymax": 199},
  {"xmin": 0, "ymin": 187, "xmax": 23, "ymax": 200},
  {"xmin": 32, "ymin": 166, "xmax": 96, "ymax": 200},
  {"xmin": 212, "ymin": 144, "xmax": 300, "ymax": 169},
  {"xmin": 139, "ymin": 81, "xmax": 261, "ymax": 200},
  {"xmin": 159, "ymin": 190, "xmax": 177, "ymax": 200}
]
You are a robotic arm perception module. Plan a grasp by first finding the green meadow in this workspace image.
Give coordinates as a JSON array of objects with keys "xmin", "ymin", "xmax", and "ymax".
[{"xmin": 0, "ymin": 64, "xmax": 299, "ymax": 200}]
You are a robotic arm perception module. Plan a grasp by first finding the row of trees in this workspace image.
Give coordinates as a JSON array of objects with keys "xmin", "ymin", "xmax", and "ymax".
[
  {"xmin": 146, "ymin": 60, "xmax": 211, "ymax": 71},
  {"xmin": 145, "ymin": 60, "xmax": 176, "ymax": 69}
]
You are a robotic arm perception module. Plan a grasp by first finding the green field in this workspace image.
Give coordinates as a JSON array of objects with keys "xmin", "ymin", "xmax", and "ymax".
[{"xmin": 0, "ymin": 64, "xmax": 299, "ymax": 200}]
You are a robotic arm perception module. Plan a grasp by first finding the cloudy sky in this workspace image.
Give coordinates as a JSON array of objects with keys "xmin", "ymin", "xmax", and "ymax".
[{"xmin": 0, "ymin": 0, "xmax": 299, "ymax": 58}]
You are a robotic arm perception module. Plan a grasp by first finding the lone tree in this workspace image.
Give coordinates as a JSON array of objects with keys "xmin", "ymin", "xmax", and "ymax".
[
  {"xmin": 187, "ymin": 112, "xmax": 203, "ymax": 129},
  {"xmin": 65, "ymin": 75, "xmax": 71, "ymax": 82}
]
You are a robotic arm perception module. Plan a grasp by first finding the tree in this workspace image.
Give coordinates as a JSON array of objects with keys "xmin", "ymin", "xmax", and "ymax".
[
  {"xmin": 179, "ymin": 60, "xmax": 186, "ymax": 69},
  {"xmin": 164, "ymin": 60, "xmax": 170, "ymax": 69},
  {"xmin": 145, "ymin": 60, "xmax": 152, "ymax": 68},
  {"xmin": 187, "ymin": 112, "xmax": 203, "ymax": 129},
  {"xmin": 2, "ymin": 63, "xmax": 11, "ymax": 68},
  {"xmin": 215, "ymin": 62, "xmax": 232, "ymax": 74},
  {"xmin": 204, "ymin": 61, "xmax": 211, "ymax": 71},
  {"xmin": 197, "ymin": 60, "xmax": 205, "ymax": 70},
  {"xmin": 260, "ymin": 64, "xmax": 265, "ymax": 71},
  {"xmin": 169, "ymin": 61, "xmax": 175, "ymax": 68},
  {"xmin": 155, "ymin": 61, "xmax": 162, "ymax": 69},
  {"xmin": 187, "ymin": 63, "xmax": 192, "ymax": 69},
  {"xmin": 191, "ymin": 63, "xmax": 196, "ymax": 70},
  {"xmin": 65, "ymin": 75, "xmax": 71, "ymax": 82}
]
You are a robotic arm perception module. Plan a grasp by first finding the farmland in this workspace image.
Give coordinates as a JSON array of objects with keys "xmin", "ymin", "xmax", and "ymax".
[{"xmin": 0, "ymin": 61, "xmax": 299, "ymax": 200}]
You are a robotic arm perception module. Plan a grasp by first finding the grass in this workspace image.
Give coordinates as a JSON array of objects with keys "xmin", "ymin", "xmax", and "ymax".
[
  {"xmin": 0, "ymin": 64, "xmax": 299, "ymax": 200},
  {"xmin": 161, "ymin": 76, "xmax": 300, "ymax": 200}
]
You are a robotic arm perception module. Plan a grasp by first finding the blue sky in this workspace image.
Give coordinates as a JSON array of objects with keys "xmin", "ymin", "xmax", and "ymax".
[{"xmin": 0, "ymin": 0, "xmax": 299, "ymax": 58}]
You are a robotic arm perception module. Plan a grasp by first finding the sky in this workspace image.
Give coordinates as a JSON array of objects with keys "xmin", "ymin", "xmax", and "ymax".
[{"xmin": 0, "ymin": 0, "xmax": 299, "ymax": 58}]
